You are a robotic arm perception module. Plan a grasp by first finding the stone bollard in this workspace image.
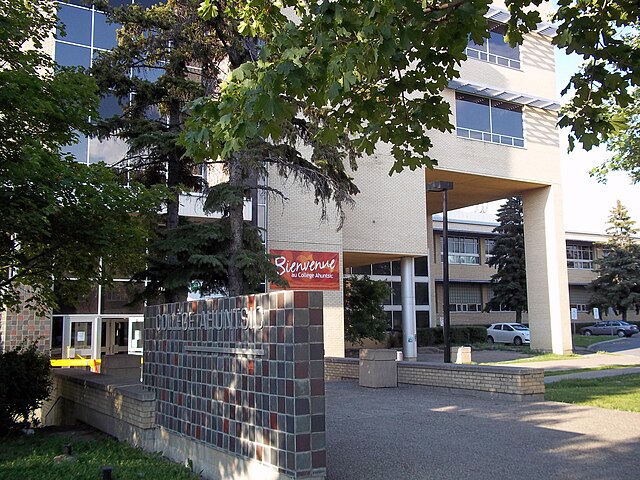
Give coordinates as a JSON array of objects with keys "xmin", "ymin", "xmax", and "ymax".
[
  {"xmin": 451, "ymin": 346, "xmax": 472, "ymax": 364},
  {"xmin": 359, "ymin": 349, "xmax": 398, "ymax": 388}
]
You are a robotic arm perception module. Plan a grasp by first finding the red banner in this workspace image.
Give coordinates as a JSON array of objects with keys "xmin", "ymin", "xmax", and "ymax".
[{"xmin": 269, "ymin": 250, "xmax": 340, "ymax": 291}]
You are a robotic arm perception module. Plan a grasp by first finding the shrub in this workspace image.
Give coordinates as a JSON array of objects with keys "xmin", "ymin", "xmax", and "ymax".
[
  {"xmin": 416, "ymin": 326, "xmax": 487, "ymax": 346},
  {"xmin": 0, "ymin": 341, "xmax": 51, "ymax": 434}
]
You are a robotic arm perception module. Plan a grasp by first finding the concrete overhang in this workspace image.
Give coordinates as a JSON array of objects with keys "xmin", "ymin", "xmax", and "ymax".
[
  {"xmin": 343, "ymin": 252, "xmax": 413, "ymax": 268},
  {"xmin": 424, "ymin": 169, "xmax": 546, "ymax": 215}
]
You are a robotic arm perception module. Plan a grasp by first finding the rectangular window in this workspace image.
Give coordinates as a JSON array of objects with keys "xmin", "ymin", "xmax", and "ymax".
[
  {"xmin": 455, "ymin": 93, "xmax": 524, "ymax": 147},
  {"xmin": 466, "ymin": 21, "xmax": 521, "ymax": 69},
  {"xmin": 566, "ymin": 244, "xmax": 594, "ymax": 269},
  {"xmin": 485, "ymin": 239, "xmax": 495, "ymax": 263},
  {"xmin": 449, "ymin": 283, "xmax": 482, "ymax": 313},
  {"xmin": 441, "ymin": 236, "xmax": 480, "ymax": 265}
]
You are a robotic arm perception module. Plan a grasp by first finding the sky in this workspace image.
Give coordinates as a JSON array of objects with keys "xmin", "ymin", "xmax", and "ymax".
[{"xmin": 555, "ymin": 51, "xmax": 639, "ymax": 235}]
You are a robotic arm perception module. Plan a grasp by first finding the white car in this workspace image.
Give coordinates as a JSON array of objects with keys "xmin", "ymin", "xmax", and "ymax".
[{"xmin": 487, "ymin": 323, "xmax": 530, "ymax": 346}]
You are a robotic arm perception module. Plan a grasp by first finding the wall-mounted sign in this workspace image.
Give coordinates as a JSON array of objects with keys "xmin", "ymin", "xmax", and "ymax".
[{"xmin": 269, "ymin": 249, "xmax": 340, "ymax": 290}]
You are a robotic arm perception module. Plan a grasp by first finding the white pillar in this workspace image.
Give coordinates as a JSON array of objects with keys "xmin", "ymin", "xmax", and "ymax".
[
  {"xmin": 401, "ymin": 257, "xmax": 418, "ymax": 361},
  {"xmin": 522, "ymin": 185, "xmax": 573, "ymax": 354}
]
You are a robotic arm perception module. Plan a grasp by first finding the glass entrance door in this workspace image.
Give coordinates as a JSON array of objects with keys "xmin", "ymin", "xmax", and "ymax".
[
  {"xmin": 62, "ymin": 315, "xmax": 99, "ymax": 359},
  {"xmin": 101, "ymin": 318, "xmax": 129, "ymax": 355}
]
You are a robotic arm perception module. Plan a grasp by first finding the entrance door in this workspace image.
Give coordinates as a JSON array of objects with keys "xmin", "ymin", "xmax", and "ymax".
[
  {"xmin": 101, "ymin": 318, "xmax": 129, "ymax": 355},
  {"xmin": 62, "ymin": 315, "xmax": 99, "ymax": 359},
  {"xmin": 128, "ymin": 316, "xmax": 144, "ymax": 355}
]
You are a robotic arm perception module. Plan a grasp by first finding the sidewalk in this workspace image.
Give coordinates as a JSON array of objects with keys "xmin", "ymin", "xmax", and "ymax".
[{"xmin": 325, "ymin": 380, "xmax": 640, "ymax": 480}]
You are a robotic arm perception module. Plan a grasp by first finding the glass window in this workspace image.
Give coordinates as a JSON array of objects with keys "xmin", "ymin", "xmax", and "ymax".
[
  {"xmin": 98, "ymin": 94, "xmax": 122, "ymax": 119},
  {"xmin": 101, "ymin": 282, "xmax": 145, "ymax": 314},
  {"xmin": 441, "ymin": 236, "xmax": 480, "ymax": 265},
  {"xmin": 391, "ymin": 260, "xmax": 401, "ymax": 276},
  {"xmin": 456, "ymin": 93, "xmax": 524, "ymax": 147},
  {"xmin": 93, "ymin": 11, "xmax": 118, "ymax": 50},
  {"xmin": 89, "ymin": 137, "xmax": 128, "ymax": 165},
  {"xmin": 416, "ymin": 311, "xmax": 430, "ymax": 329},
  {"xmin": 414, "ymin": 257, "xmax": 428, "ymax": 276},
  {"xmin": 372, "ymin": 262, "xmax": 391, "ymax": 276},
  {"xmin": 503, "ymin": 325, "xmax": 514, "ymax": 331},
  {"xmin": 466, "ymin": 21, "xmax": 520, "ymax": 68},
  {"xmin": 62, "ymin": 133, "xmax": 89, "ymax": 164},
  {"xmin": 55, "ymin": 42, "xmax": 91, "ymax": 68},
  {"xmin": 391, "ymin": 282, "xmax": 402, "ymax": 306},
  {"xmin": 455, "ymin": 94, "xmax": 490, "ymax": 133},
  {"xmin": 71, "ymin": 321, "xmax": 92, "ymax": 348},
  {"xmin": 485, "ymin": 239, "xmax": 495, "ymax": 263},
  {"xmin": 566, "ymin": 244, "xmax": 594, "ymax": 269},
  {"xmin": 57, "ymin": 4, "xmax": 92, "ymax": 46},
  {"xmin": 54, "ymin": 286, "xmax": 99, "ymax": 314},
  {"xmin": 351, "ymin": 265, "xmax": 371, "ymax": 275},
  {"xmin": 449, "ymin": 283, "xmax": 482, "ymax": 312},
  {"xmin": 415, "ymin": 283, "xmax": 429, "ymax": 305}
]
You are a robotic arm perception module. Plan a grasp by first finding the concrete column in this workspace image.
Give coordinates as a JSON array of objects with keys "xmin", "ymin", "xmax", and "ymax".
[
  {"xmin": 425, "ymin": 215, "xmax": 438, "ymax": 328},
  {"xmin": 522, "ymin": 185, "xmax": 573, "ymax": 354},
  {"xmin": 401, "ymin": 257, "xmax": 417, "ymax": 361}
]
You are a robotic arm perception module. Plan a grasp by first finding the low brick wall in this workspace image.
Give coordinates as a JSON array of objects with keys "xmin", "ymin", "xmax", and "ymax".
[
  {"xmin": 42, "ymin": 369, "xmax": 155, "ymax": 447},
  {"xmin": 324, "ymin": 357, "xmax": 359, "ymax": 380},
  {"xmin": 324, "ymin": 358, "xmax": 544, "ymax": 401}
]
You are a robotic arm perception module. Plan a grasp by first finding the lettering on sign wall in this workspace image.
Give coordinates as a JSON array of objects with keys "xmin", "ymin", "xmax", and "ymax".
[{"xmin": 269, "ymin": 250, "xmax": 340, "ymax": 290}]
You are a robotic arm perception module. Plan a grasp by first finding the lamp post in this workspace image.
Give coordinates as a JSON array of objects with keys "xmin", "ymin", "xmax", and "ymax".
[{"xmin": 427, "ymin": 181, "xmax": 454, "ymax": 363}]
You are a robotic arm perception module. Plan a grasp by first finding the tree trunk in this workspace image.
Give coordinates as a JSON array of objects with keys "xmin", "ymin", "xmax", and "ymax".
[
  {"xmin": 164, "ymin": 102, "xmax": 183, "ymax": 303},
  {"xmin": 227, "ymin": 155, "xmax": 244, "ymax": 297},
  {"xmin": 516, "ymin": 310, "xmax": 522, "ymax": 323}
]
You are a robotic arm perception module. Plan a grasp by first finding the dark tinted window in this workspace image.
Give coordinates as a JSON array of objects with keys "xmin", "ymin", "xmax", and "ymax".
[
  {"xmin": 415, "ymin": 283, "xmax": 429, "ymax": 305},
  {"xmin": 372, "ymin": 262, "xmax": 391, "ymax": 275},
  {"xmin": 416, "ymin": 311, "xmax": 430, "ymax": 329},
  {"xmin": 93, "ymin": 11, "xmax": 118, "ymax": 50},
  {"xmin": 414, "ymin": 256, "xmax": 428, "ymax": 276},
  {"xmin": 55, "ymin": 42, "xmax": 91, "ymax": 68},
  {"xmin": 57, "ymin": 4, "xmax": 92, "ymax": 45},
  {"xmin": 492, "ymin": 101, "xmax": 523, "ymax": 138},
  {"xmin": 456, "ymin": 93, "xmax": 490, "ymax": 132}
]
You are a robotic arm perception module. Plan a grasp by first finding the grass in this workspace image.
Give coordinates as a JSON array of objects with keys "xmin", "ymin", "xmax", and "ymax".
[
  {"xmin": 544, "ymin": 364, "xmax": 640, "ymax": 377},
  {"xmin": 572, "ymin": 334, "xmax": 618, "ymax": 348},
  {"xmin": 545, "ymin": 373, "xmax": 640, "ymax": 412},
  {"xmin": 485, "ymin": 352, "xmax": 582, "ymax": 365},
  {"xmin": 0, "ymin": 429, "xmax": 199, "ymax": 480}
]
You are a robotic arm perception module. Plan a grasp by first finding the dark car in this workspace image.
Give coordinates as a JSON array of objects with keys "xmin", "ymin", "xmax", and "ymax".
[{"xmin": 579, "ymin": 320, "xmax": 639, "ymax": 337}]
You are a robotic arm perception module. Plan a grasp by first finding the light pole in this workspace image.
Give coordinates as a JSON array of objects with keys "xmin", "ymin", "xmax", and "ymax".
[{"xmin": 427, "ymin": 181, "xmax": 454, "ymax": 363}]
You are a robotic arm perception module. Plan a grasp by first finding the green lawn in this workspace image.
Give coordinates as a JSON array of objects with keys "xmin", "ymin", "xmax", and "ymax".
[
  {"xmin": 572, "ymin": 334, "xmax": 617, "ymax": 348},
  {"xmin": 0, "ymin": 430, "xmax": 199, "ymax": 480},
  {"xmin": 544, "ymin": 365, "xmax": 640, "ymax": 376},
  {"xmin": 545, "ymin": 373, "xmax": 640, "ymax": 412}
]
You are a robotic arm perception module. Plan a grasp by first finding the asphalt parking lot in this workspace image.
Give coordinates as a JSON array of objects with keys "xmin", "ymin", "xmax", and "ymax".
[{"xmin": 325, "ymin": 380, "xmax": 640, "ymax": 480}]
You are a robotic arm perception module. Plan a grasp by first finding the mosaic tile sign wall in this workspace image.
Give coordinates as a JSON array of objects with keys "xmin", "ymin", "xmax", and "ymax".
[{"xmin": 144, "ymin": 291, "xmax": 326, "ymax": 479}]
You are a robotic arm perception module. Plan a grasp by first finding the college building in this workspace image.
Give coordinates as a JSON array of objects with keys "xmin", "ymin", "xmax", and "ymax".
[{"xmin": 2, "ymin": 1, "xmax": 586, "ymax": 360}]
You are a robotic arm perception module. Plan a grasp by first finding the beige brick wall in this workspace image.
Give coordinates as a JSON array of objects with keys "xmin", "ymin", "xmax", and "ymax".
[
  {"xmin": 267, "ymin": 168, "xmax": 345, "ymax": 357},
  {"xmin": 324, "ymin": 357, "xmax": 545, "ymax": 401},
  {"xmin": 342, "ymin": 145, "xmax": 428, "ymax": 257}
]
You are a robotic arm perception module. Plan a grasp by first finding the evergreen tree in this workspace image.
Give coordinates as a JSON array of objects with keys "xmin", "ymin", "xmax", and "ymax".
[
  {"xmin": 343, "ymin": 275, "xmax": 390, "ymax": 345},
  {"xmin": 91, "ymin": 0, "xmax": 355, "ymax": 299},
  {"xmin": 483, "ymin": 197, "xmax": 527, "ymax": 322},
  {"xmin": 588, "ymin": 201, "xmax": 640, "ymax": 321}
]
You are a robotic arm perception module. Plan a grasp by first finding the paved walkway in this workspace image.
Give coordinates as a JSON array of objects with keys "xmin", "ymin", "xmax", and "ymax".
[
  {"xmin": 325, "ymin": 380, "xmax": 640, "ymax": 480},
  {"xmin": 416, "ymin": 348, "xmax": 640, "ymax": 384}
]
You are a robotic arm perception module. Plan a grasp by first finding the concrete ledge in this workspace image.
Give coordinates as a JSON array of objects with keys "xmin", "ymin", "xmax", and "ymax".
[
  {"xmin": 43, "ymin": 369, "xmax": 156, "ymax": 447},
  {"xmin": 325, "ymin": 357, "xmax": 544, "ymax": 401}
]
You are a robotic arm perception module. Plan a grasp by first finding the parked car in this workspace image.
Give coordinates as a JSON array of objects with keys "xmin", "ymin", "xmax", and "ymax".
[
  {"xmin": 486, "ymin": 323, "xmax": 530, "ymax": 346},
  {"xmin": 579, "ymin": 321, "xmax": 639, "ymax": 337}
]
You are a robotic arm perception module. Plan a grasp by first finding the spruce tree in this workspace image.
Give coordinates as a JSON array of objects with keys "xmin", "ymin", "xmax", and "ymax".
[
  {"xmin": 90, "ymin": 0, "xmax": 357, "ymax": 300},
  {"xmin": 588, "ymin": 201, "xmax": 640, "ymax": 321},
  {"xmin": 484, "ymin": 197, "xmax": 528, "ymax": 322}
]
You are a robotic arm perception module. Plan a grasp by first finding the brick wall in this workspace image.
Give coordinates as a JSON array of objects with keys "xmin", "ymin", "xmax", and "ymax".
[
  {"xmin": 324, "ymin": 357, "xmax": 544, "ymax": 401},
  {"xmin": 42, "ymin": 369, "xmax": 155, "ymax": 446},
  {"xmin": 0, "ymin": 286, "xmax": 51, "ymax": 353}
]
